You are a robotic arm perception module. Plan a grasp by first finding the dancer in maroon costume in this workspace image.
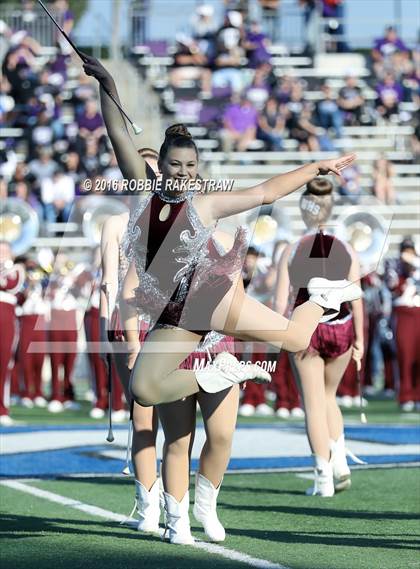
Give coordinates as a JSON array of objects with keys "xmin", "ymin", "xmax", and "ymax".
[
  {"xmin": 83, "ymin": 53, "xmax": 361, "ymax": 407},
  {"xmin": 275, "ymin": 178, "xmax": 364, "ymax": 496}
]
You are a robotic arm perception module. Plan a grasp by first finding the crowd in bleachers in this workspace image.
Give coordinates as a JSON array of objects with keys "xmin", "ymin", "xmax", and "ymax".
[{"xmin": 0, "ymin": 2, "xmax": 122, "ymax": 228}]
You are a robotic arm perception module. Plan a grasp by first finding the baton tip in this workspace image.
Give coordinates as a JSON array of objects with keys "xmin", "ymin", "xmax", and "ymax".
[{"xmin": 132, "ymin": 123, "xmax": 143, "ymax": 135}]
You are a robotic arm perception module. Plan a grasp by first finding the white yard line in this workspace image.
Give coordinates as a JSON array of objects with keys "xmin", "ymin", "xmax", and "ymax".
[{"xmin": 1, "ymin": 479, "xmax": 290, "ymax": 569}]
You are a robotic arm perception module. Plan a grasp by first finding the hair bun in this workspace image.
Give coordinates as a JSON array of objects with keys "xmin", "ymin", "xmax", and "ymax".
[
  {"xmin": 306, "ymin": 177, "xmax": 333, "ymax": 196},
  {"xmin": 165, "ymin": 124, "xmax": 191, "ymax": 139}
]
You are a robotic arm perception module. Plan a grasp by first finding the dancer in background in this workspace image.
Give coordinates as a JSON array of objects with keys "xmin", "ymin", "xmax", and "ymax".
[{"xmin": 274, "ymin": 178, "xmax": 364, "ymax": 496}]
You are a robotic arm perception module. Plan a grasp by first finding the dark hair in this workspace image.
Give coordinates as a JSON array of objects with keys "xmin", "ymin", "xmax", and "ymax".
[
  {"xmin": 400, "ymin": 236, "xmax": 415, "ymax": 252},
  {"xmin": 159, "ymin": 124, "xmax": 198, "ymax": 161},
  {"xmin": 306, "ymin": 177, "xmax": 333, "ymax": 196}
]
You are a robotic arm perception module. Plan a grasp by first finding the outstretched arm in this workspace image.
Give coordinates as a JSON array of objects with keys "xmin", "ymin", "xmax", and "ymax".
[
  {"xmin": 82, "ymin": 54, "xmax": 145, "ymax": 181},
  {"xmin": 205, "ymin": 154, "xmax": 356, "ymax": 221}
]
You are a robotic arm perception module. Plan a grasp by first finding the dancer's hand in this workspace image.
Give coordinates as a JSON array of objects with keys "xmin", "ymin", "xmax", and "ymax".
[
  {"xmin": 81, "ymin": 52, "xmax": 114, "ymax": 90},
  {"xmin": 316, "ymin": 154, "xmax": 356, "ymax": 177},
  {"xmin": 352, "ymin": 338, "xmax": 364, "ymax": 366}
]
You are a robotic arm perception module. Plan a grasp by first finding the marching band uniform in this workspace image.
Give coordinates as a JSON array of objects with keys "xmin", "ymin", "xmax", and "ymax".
[
  {"xmin": 385, "ymin": 249, "xmax": 420, "ymax": 409},
  {"xmin": 16, "ymin": 268, "xmax": 48, "ymax": 406},
  {"xmin": 48, "ymin": 272, "xmax": 79, "ymax": 411},
  {"xmin": 85, "ymin": 267, "xmax": 124, "ymax": 418},
  {"xmin": 0, "ymin": 260, "xmax": 24, "ymax": 424}
]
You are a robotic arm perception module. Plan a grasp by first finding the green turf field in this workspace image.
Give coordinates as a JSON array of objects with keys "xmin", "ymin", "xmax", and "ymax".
[
  {"xmin": 1, "ymin": 469, "xmax": 419, "ymax": 569},
  {"xmin": 7, "ymin": 399, "xmax": 419, "ymax": 425}
]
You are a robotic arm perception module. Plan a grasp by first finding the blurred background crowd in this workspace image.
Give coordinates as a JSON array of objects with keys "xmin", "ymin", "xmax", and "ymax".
[{"xmin": 0, "ymin": 0, "xmax": 419, "ymax": 424}]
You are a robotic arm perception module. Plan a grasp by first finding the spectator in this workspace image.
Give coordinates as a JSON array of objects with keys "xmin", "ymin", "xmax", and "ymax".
[
  {"xmin": 212, "ymin": 11, "xmax": 245, "ymax": 94},
  {"xmin": 337, "ymin": 74, "xmax": 366, "ymax": 125},
  {"xmin": 315, "ymin": 83, "xmax": 343, "ymax": 138},
  {"xmin": 257, "ymin": 97, "xmax": 285, "ymax": 150},
  {"xmin": 372, "ymin": 157, "xmax": 395, "ymax": 205},
  {"xmin": 52, "ymin": 0, "xmax": 74, "ymax": 36},
  {"xmin": 376, "ymin": 72, "xmax": 403, "ymax": 119},
  {"xmin": 28, "ymin": 109, "xmax": 56, "ymax": 157},
  {"xmin": 243, "ymin": 20, "xmax": 271, "ymax": 68},
  {"xmin": 41, "ymin": 167, "xmax": 75, "ymax": 223},
  {"xmin": 11, "ymin": 180, "xmax": 43, "ymax": 221},
  {"xmin": 338, "ymin": 163, "xmax": 361, "ymax": 204},
  {"xmin": 246, "ymin": 65, "xmax": 271, "ymax": 110},
  {"xmin": 80, "ymin": 137, "xmax": 102, "ymax": 177},
  {"xmin": 170, "ymin": 34, "xmax": 212, "ymax": 95},
  {"xmin": 286, "ymin": 85, "xmax": 319, "ymax": 151},
  {"xmin": 322, "ymin": 0, "xmax": 348, "ymax": 53},
  {"xmin": 28, "ymin": 147, "xmax": 58, "ymax": 185},
  {"xmin": 76, "ymin": 98, "xmax": 106, "ymax": 152},
  {"xmin": 372, "ymin": 26, "xmax": 408, "ymax": 75},
  {"xmin": 221, "ymin": 94, "xmax": 258, "ymax": 152},
  {"xmin": 61, "ymin": 151, "xmax": 87, "ymax": 195},
  {"xmin": 191, "ymin": 4, "xmax": 217, "ymax": 60}
]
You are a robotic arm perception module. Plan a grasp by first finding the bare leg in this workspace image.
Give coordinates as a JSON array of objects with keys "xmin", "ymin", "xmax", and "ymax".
[
  {"xmin": 197, "ymin": 386, "xmax": 239, "ymax": 487},
  {"xmin": 113, "ymin": 349, "xmax": 158, "ymax": 487},
  {"xmin": 158, "ymin": 396, "xmax": 196, "ymax": 501},
  {"xmin": 211, "ymin": 284, "xmax": 324, "ymax": 352},
  {"xmin": 324, "ymin": 348, "xmax": 352, "ymax": 441},
  {"xmin": 130, "ymin": 288, "xmax": 324, "ymax": 405},
  {"xmin": 130, "ymin": 328, "xmax": 202, "ymax": 406},
  {"xmin": 292, "ymin": 352, "xmax": 330, "ymax": 460}
]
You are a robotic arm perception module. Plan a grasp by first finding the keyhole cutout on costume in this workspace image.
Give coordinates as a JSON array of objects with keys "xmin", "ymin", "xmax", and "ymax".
[{"xmin": 159, "ymin": 203, "xmax": 171, "ymax": 222}]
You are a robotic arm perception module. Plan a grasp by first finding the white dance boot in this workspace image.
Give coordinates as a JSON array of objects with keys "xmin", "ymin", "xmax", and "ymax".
[
  {"xmin": 135, "ymin": 479, "xmax": 161, "ymax": 533},
  {"xmin": 330, "ymin": 434, "xmax": 351, "ymax": 492},
  {"xmin": 193, "ymin": 473, "xmax": 225, "ymax": 542},
  {"xmin": 330, "ymin": 434, "xmax": 367, "ymax": 491},
  {"xmin": 308, "ymin": 278, "xmax": 362, "ymax": 323},
  {"xmin": 306, "ymin": 455, "xmax": 335, "ymax": 497},
  {"xmin": 163, "ymin": 491, "xmax": 195, "ymax": 545},
  {"xmin": 196, "ymin": 352, "xmax": 271, "ymax": 394}
]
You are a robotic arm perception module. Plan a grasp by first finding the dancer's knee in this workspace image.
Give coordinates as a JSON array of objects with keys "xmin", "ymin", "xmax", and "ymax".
[
  {"xmin": 165, "ymin": 435, "xmax": 191, "ymax": 457},
  {"xmin": 206, "ymin": 429, "xmax": 233, "ymax": 452}
]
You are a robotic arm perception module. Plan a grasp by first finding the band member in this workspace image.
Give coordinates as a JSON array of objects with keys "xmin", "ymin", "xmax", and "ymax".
[
  {"xmin": 47, "ymin": 254, "xmax": 79, "ymax": 413},
  {"xmin": 385, "ymin": 237, "xmax": 420, "ymax": 411},
  {"xmin": 16, "ymin": 259, "xmax": 49, "ymax": 408},
  {"xmin": 274, "ymin": 178, "xmax": 364, "ymax": 496},
  {"xmin": 0, "ymin": 241, "xmax": 24, "ymax": 425}
]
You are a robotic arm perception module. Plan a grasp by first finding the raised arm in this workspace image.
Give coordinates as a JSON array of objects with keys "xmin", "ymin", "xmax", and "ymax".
[
  {"xmin": 82, "ymin": 54, "xmax": 145, "ymax": 181},
  {"xmin": 203, "ymin": 154, "xmax": 356, "ymax": 221}
]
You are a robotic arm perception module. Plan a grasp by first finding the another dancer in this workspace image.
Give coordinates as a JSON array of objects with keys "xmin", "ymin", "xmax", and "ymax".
[{"xmin": 274, "ymin": 178, "xmax": 364, "ymax": 496}]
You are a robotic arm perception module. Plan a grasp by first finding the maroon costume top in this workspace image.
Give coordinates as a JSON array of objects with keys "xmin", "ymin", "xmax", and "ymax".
[
  {"xmin": 126, "ymin": 190, "xmax": 248, "ymax": 336},
  {"xmin": 288, "ymin": 231, "xmax": 355, "ymax": 358},
  {"xmin": 289, "ymin": 231, "xmax": 353, "ymax": 322}
]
